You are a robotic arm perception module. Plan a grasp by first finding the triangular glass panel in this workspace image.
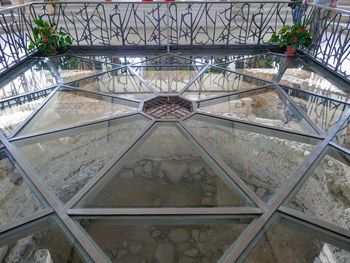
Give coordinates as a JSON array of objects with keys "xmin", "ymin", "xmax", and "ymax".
[
  {"xmin": 0, "ymin": 149, "xmax": 46, "ymax": 228},
  {"xmin": 131, "ymin": 55, "xmax": 205, "ymax": 93},
  {"xmin": 333, "ymin": 116, "xmax": 350, "ymax": 150},
  {"xmin": 185, "ymin": 114, "xmax": 318, "ymax": 202},
  {"xmin": 197, "ymin": 87, "xmax": 317, "ymax": 135},
  {"xmin": 280, "ymin": 58, "xmax": 350, "ymax": 102},
  {"xmin": 14, "ymin": 114, "xmax": 150, "ymax": 203},
  {"xmin": 77, "ymin": 216, "xmax": 254, "ymax": 262},
  {"xmin": 18, "ymin": 88, "xmax": 139, "ymax": 136},
  {"xmin": 0, "ymin": 88, "xmax": 54, "ymax": 136},
  {"xmin": 284, "ymin": 88, "xmax": 349, "ymax": 131},
  {"xmin": 49, "ymin": 55, "xmax": 111, "ymax": 83},
  {"xmin": 244, "ymin": 213, "xmax": 350, "ymax": 263},
  {"xmin": 0, "ymin": 59, "xmax": 58, "ymax": 101},
  {"xmin": 0, "ymin": 215, "xmax": 86, "ymax": 262},
  {"xmin": 76, "ymin": 123, "xmax": 254, "ymax": 208},
  {"xmin": 218, "ymin": 53, "xmax": 286, "ymax": 81},
  {"xmin": 286, "ymin": 146, "xmax": 350, "ymax": 231},
  {"xmin": 70, "ymin": 67, "xmax": 152, "ymax": 100},
  {"xmin": 182, "ymin": 67, "xmax": 268, "ymax": 101}
]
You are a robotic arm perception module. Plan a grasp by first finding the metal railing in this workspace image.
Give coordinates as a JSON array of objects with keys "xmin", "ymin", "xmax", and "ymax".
[{"xmin": 0, "ymin": 1, "xmax": 350, "ymax": 81}]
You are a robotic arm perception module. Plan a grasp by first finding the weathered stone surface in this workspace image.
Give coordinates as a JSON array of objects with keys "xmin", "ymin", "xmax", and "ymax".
[
  {"xmin": 32, "ymin": 249, "xmax": 53, "ymax": 263},
  {"xmin": 168, "ymin": 229, "xmax": 190, "ymax": 243},
  {"xmin": 161, "ymin": 160, "xmax": 187, "ymax": 184},
  {"xmin": 5, "ymin": 236, "xmax": 34, "ymax": 263},
  {"xmin": 119, "ymin": 169, "xmax": 135, "ymax": 179},
  {"xmin": 184, "ymin": 248, "xmax": 199, "ymax": 258},
  {"xmin": 0, "ymin": 246, "xmax": 8, "ymax": 263},
  {"xmin": 129, "ymin": 242, "xmax": 142, "ymax": 254},
  {"xmin": 155, "ymin": 242, "xmax": 175, "ymax": 263}
]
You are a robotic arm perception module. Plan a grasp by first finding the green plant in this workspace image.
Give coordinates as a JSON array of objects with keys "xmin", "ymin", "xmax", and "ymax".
[
  {"xmin": 269, "ymin": 21, "xmax": 312, "ymax": 49},
  {"xmin": 29, "ymin": 18, "xmax": 73, "ymax": 56}
]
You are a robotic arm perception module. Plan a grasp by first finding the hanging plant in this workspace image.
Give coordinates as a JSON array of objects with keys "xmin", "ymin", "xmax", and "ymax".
[{"xmin": 28, "ymin": 18, "xmax": 73, "ymax": 56}]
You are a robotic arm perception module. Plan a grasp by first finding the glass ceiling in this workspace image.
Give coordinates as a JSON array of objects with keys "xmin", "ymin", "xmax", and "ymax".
[{"xmin": 0, "ymin": 49, "xmax": 349, "ymax": 263}]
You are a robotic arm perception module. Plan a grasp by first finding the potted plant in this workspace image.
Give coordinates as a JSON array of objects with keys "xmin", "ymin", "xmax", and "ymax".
[
  {"xmin": 28, "ymin": 18, "xmax": 73, "ymax": 56},
  {"xmin": 269, "ymin": 21, "xmax": 312, "ymax": 57}
]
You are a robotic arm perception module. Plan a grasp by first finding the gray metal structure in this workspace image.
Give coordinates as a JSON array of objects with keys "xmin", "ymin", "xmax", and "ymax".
[{"xmin": 0, "ymin": 1, "xmax": 349, "ymax": 263}]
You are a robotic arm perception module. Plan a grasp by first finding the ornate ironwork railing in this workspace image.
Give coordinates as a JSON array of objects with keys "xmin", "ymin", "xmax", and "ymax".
[
  {"xmin": 0, "ymin": 1, "xmax": 350, "ymax": 82},
  {"xmin": 302, "ymin": 3, "xmax": 350, "ymax": 80}
]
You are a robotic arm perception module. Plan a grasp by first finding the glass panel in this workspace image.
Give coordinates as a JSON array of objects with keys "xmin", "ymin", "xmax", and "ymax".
[
  {"xmin": 19, "ymin": 89, "xmax": 138, "ymax": 136},
  {"xmin": 284, "ymin": 88, "xmax": 349, "ymax": 131},
  {"xmin": 244, "ymin": 214, "xmax": 350, "ymax": 263},
  {"xmin": 78, "ymin": 216, "xmax": 254, "ymax": 262},
  {"xmin": 185, "ymin": 114, "xmax": 317, "ymax": 202},
  {"xmin": 70, "ymin": 67, "xmax": 152, "ymax": 100},
  {"xmin": 176, "ymin": 50, "xmax": 267, "ymax": 64},
  {"xmin": 0, "ymin": 216, "xmax": 85, "ymax": 262},
  {"xmin": 286, "ymin": 147, "xmax": 350, "ymax": 231},
  {"xmin": 197, "ymin": 88, "xmax": 316, "ymax": 135},
  {"xmin": 0, "ymin": 60, "xmax": 57, "ymax": 100},
  {"xmin": 219, "ymin": 54, "xmax": 286, "ymax": 81},
  {"xmin": 67, "ymin": 50, "xmax": 162, "ymax": 65},
  {"xmin": 333, "ymin": 117, "xmax": 350, "ymax": 150},
  {"xmin": 183, "ymin": 67, "xmax": 267, "ymax": 101},
  {"xmin": 0, "ymin": 150, "xmax": 46, "ymax": 227},
  {"xmin": 280, "ymin": 58, "xmax": 350, "ymax": 102},
  {"xmin": 76, "ymin": 123, "xmax": 253, "ymax": 208},
  {"xmin": 0, "ymin": 89, "xmax": 53, "ymax": 136},
  {"xmin": 131, "ymin": 55, "xmax": 205, "ymax": 93},
  {"xmin": 49, "ymin": 56, "xmax": 109, "ymax": 82},
  {"xmin": 14, "ymin": 115, "xmax": 150, "ymax": 203}
]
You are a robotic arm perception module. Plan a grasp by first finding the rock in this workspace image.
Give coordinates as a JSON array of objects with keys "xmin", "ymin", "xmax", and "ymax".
[
  {"xmin": 117, "ymin": 248, "xmax": 128, "ymax": 259},
  {"xmin": 184, "ymin": 248, "xmax": 199, "ymax": 258},
  {"xmin": 201, "ymin": 197, "xmax": 215, "ymax": 207},
  {"xmin": 202, "ymin": 184, "xmax": 216, "ymax": 194},
  {"xmin": 194, "ymin": 174, "xmax": 202, "ymax": 180},
  {"xmin": 189, "ymin": 162, "xmax": 203, "ymax": 175},
  {"xmin": 119, "ymin": 169, "xmax": 135, "ymax": 179},
  {"xmin": 5, "ymin": 236, "xmax": 35, "ymax": 263},
  {"xmin": 323, "ymin": 170, "xmax": 334, "ymax": 177},
  {"xmin": 197, "ymin": 243, "xmax": 209, "ymax": 255},
  {"xmin": 158, "ymin": 170, "xmax": 165, "ymax": 178},
  {"xmin": 152, "ymin": 230, "xmax": 162, "ymax": 238},
  {"xmin": 9, "ymin": 171, "xmax": 23, "ymax": 185},
  {"xmin": 143, "ymin": 161, "xmax": 153, "ymax": 173},
  {"xmin": 168, "ymin": 228, "xmax": 190, "ymax": 243},
  {"xmin": 161, "ymin": 161, "xmax": 187, "ymax": 184},
  {"xmin": 155, "ymin": 242, "xmax": 175, "ymax": 263},
  {"xmin": 191, "ymin": 229, "xmax": 200, "ymax": 241},
  {"xmin": 0, "ymin": 246, "xmax": 8, "ymax": 263},
  {"xmin": 256, "ymin": 187, "xmax": 266, "ymax": 198},
  {"xmin": 177, "ymin": 242, "xmax": 192, "ymax": 252},
  {"xmin": 134, "ymin": 166, "xmax": 143, "ymax": 175},
  {"xmin": 129, "ymin": 242, "xmax": 142, "ymax": 254},
  {"xmin": 32, "ymin": 249, "xmax": 53, "ymax": 263},
  {"xmin": 199, "ymin": 231, "xmax": 208, "ymax": 242}
]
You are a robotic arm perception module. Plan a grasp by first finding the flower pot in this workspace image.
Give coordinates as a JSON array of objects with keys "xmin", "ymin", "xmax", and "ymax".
[{"xmin": 286, "ymin": 45, "xmax": 297, "ymax": 57}]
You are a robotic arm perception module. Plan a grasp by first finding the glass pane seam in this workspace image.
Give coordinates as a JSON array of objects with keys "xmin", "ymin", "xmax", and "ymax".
[
  {"xmin": 63, "ymin": 120, "xmax": 156, "ymax": 210},
  {"xmin": 178, "ymin": 121, "xmax": 268, "ymax": 211},
  {"xmin": 9, "ymin": 112, "xmax": 142, "ymax": 142}
]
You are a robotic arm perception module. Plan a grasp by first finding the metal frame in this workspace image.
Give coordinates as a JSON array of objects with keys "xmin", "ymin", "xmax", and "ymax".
[{"xmin": 0, "ymin": 2, "xmax": 349, "ymax": 263}]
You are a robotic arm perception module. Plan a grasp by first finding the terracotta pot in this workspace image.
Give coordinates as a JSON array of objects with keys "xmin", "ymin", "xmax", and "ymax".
[{"xmin": 286, "ymin": 45, "xmax": 297, "ymax": 57}]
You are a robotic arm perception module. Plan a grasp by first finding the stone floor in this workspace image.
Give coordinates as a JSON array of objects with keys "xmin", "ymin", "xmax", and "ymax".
[{"xmin": 0, "ymin": 48, "xmax": 349, "ymax": 263}]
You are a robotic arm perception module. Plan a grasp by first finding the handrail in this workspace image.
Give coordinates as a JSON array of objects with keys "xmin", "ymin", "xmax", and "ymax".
[{"xmin": 0, "ymin": 1, "xmax": 349, "ymax": 82}]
